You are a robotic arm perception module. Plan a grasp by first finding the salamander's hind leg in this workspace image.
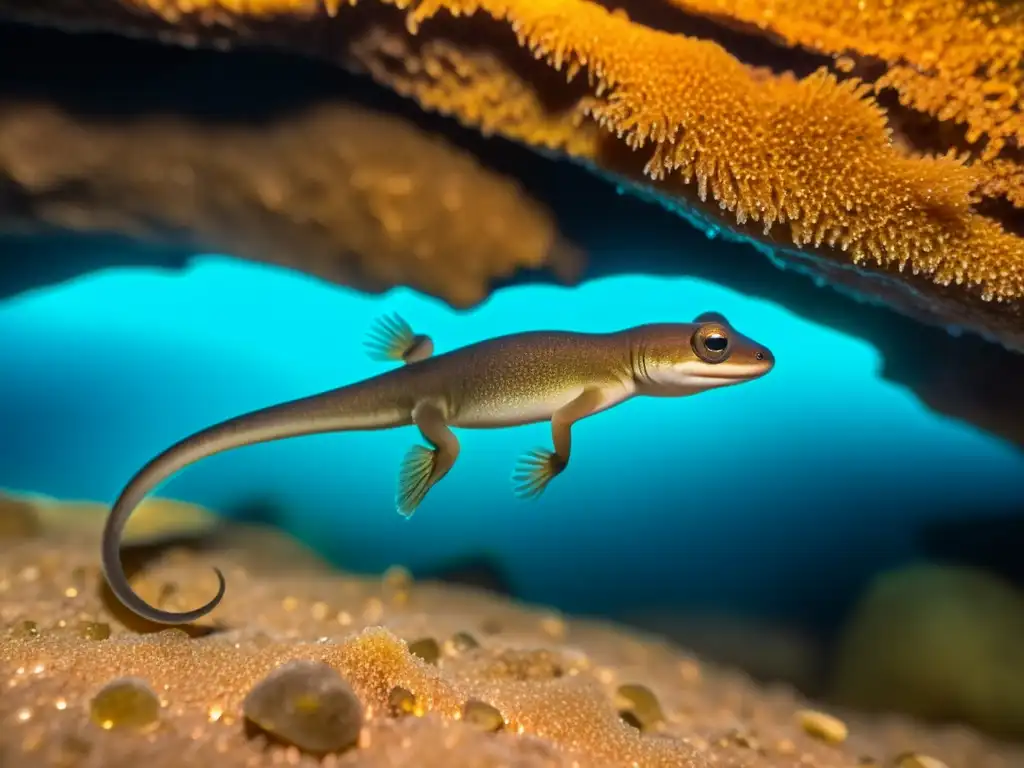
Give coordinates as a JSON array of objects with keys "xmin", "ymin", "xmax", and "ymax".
[
  {"xmin": 397, "ymin": 401, "xmax": 460, "ymax": 517},
  {"xmin": 364, "ymin": 312, "xmax": 434, "ymax": 365},
  {"xmin": 513, "ymin": 388, "xmax": 607, "ymax": 499}
]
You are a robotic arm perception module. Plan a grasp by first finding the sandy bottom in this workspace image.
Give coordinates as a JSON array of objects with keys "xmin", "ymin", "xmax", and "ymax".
[{"xmin": 1, "ymin": 492, "xmax": 1021, "ymax": 768}]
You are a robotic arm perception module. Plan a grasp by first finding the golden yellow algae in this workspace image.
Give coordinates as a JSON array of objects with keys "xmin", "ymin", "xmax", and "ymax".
[
  {"xmin": 3, "ymin": 492, "xmax": 1023, "ymax": 767},
  {"xmin": 659, "ymin": 0, "xmax": 1023, "ymax": 161},
  {"xmin": 978, "ymin": 158, "xmax": 1024, "ymax": 209},
  {"xmin": 656, "ymin": 0, "xmax": 1024, "ymax": 213},
  {"xmin": 340, "ymin": 1, "xmax": 1024, "ymax": 303}
]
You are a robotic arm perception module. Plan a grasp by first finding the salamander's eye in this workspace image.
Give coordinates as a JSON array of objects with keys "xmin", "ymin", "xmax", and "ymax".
[
  {"xmin": 704, "ymin": 333, "xmax": 728, "ymax": 352},
  {"xmin": 692, "ymin": 324, "xmax": 731, "ymax": 363}
]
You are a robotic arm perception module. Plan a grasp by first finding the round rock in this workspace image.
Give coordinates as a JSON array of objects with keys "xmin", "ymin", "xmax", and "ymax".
[{"xmin": 242, "ymin": 659, "xmax": 363, "ymax": 754}]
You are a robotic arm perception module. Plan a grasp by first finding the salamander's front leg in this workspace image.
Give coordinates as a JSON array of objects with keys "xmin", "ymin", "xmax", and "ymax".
[
  {"xmin": 513, "ymin": 387, "xmax": 606, "ymax": 499},
  {"xmin": 397, "ymin": 401, "xmax": 460, "ymax": 517}
]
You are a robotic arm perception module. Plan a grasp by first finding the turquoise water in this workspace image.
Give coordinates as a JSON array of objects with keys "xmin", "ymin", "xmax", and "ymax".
[{"xmin": 2, "ymin": 255, "xmax": 1023, "ymax": 630}]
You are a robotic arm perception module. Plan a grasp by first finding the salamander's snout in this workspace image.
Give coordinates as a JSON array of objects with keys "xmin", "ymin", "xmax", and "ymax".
[{"xmin": 753, "ymin": 346, "xmax": 775, "ymax": 373}]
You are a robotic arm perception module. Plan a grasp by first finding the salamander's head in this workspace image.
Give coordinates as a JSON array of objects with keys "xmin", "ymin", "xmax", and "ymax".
[{"xmin": 633, "ymin": 312, "xmax": 774, "ymax": 394}]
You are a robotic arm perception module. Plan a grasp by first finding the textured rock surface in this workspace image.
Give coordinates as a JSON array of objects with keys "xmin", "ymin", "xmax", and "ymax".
[
  {"xmin": 2, "ymin": 492, "xmax": 1023, "ymax": 767},
  {"xmin": 831, "ymin": 564, "xmax": 1024, "ymax": 741},
  {"xmin": 0, "ymin": 25, "xmax": 579, "ymax": 308},
  {"xmin": 242, "ymin": 659, "xmax": 365, "ymax": 753}
]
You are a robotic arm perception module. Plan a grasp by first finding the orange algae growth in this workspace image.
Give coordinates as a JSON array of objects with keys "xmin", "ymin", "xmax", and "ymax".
[
  {"xmin": 659, "ymin": 0, "xmax": 1023, "ymax": 161},
  {"xmin": 357, "ymin": 0, "xmax": 1023, "ymax": 300},
  {"xmin": 125, "ymin": 0, "xmax": 1024, "ymax": 308},
  {"xmin": 978, "ymin": 158, "xmax": 1024, "ymax": 209}
]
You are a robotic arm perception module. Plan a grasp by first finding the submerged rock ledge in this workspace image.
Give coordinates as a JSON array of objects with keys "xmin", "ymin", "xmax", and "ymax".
[
  {"xmin": 1, "ymin": 493, "xmax": 1023, "ymax": 768},
  {"xmin": 0, "ymin": 0, "xmax": 1021, "ymax": 353}
]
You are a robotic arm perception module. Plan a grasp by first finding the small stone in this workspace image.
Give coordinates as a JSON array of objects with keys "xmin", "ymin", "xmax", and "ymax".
[
  {"xmin": 13, "ymin": 619, "xmax": 39, "ymax": 637},
  {"xmin": 797, "ymin": 708, "xmax": 848, "ymax": 744},
  {"xmin": 462, "ymin": 699, "xmax": 504, "ymax": 731},
  {"xmin": 538, "ymin": 611, "xmax": 566, "ymax": 639},
  {"xmin": 615, "ymin": 683, "xmax": 664, "ymax": 731},
  {"xmin": 79, "ymin": 622, "xmax": 111, "ymax": 641},
  {"xmin": 382, "ymin": 565, "xmax": 412, "ymax": 590},
  {"xmin": 619, "ymin": 709, "xmax": 644, "ymax": 730},
  {"xmin": 446, "ymin": 631, "xmax": 480, "ymax": 654},
  {"xmin": 154, "ymin": 628, "xmax": 191, "ymax": 644},
  {"xmin": 381, "ymin": 565, "xmax": 412, "ymax": 605},
  {"xmin": 408, "ymin": 637, "xmax": 440, "ymax": 664},
  {"xmin": 896, "ymin": 754, "xmax": 949, "ymax": 768},
  {"xmin": 387, "ymin": 686, "xmax": 418, "ymax": 717},
  {"xmin": 89, "ymin": 677, "xmax": 161, "ymax": 731},
  {"xmin": 242, "ymin": 660, "xmax": 363, "ymax": 755}
]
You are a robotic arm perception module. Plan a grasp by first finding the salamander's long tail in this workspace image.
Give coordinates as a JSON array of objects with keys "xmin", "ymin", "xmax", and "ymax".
[{"xmin": 102, "ymin": 386, "xmax": 403, "ymax": 625}]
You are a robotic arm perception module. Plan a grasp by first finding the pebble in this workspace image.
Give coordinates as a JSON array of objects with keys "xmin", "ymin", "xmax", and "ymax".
[
  {"xmin": 897, "ymin": 754, "xmax": 949, "ymax": 768},
  {"xmin": 388, "ymin": 686, "xmax": 418, "ymax": 717},
  {"xmin": 407, "ymin": 636, "xmax": 440, "ymax": 664},
  {"xmin": 89, "ymin": 677, "xmax": 161, "ymax": 731},
  {"xmin": 79, "ymin": 621, "xmax": 112, "ymax": 641},
  {"xmin": 446, "ymin": 631, "xmax": 480, "ymax": 654},
  {"xmin": 797, "ymin": 708, "xmax": 848, "ymax": 744},
  {"xmin": 462, "ymin": 699, "xmax": 504, "ymax": 731},
  {"xmin": 615, "ymin": 683, "xmax": 664, "ymax": 731},
  {"xmin": 242, "ymin": 660, "xmax": 363, "ymax": 755}
]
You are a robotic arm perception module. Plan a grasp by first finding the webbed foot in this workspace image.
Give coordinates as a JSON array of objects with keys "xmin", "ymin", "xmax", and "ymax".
[
  {"xmin": 512, "ymin": 448, "xmax": 567, "ymax": 500},
  {"xmin": 397, "ymin": 444, "xmax": 437, "ymax": 517}
]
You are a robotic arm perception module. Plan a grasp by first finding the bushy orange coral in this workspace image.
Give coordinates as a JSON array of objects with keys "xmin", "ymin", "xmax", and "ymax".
[
  {"xmin": 659, "ymin": 0, "xmax": 1024, "ymax": 215},
  {"xmin": 660, "ymin": 0, "xmax": 1023, "ymax": 163},
  {"xmin": 338, "ymin": 0, "xmax": 1023, "ymax": 303},
  {"xmin": 978, "ymin": 158, "xmax": 1024, "ymax": 209}
]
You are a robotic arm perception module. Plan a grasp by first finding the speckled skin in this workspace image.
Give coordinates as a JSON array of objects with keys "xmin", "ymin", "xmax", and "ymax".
[
  {"xmin": 101, "ymin": 315, "xmax": 774, "ymax": 626},
  {"xmin": 406, "ymin": 331, "xmax": 637, "ymax": 428}
]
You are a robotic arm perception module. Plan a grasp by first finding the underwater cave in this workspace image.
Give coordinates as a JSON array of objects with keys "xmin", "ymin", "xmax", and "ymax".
[{"xmin": 1, "ymin": 2, "xmax": 1023, "ymax": 767}]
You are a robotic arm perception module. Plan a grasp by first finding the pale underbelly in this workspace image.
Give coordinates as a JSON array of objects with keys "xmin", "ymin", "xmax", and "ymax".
[{"xmin": 450, "ymin": 387, "xmax": 586, "ymax": 429}]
